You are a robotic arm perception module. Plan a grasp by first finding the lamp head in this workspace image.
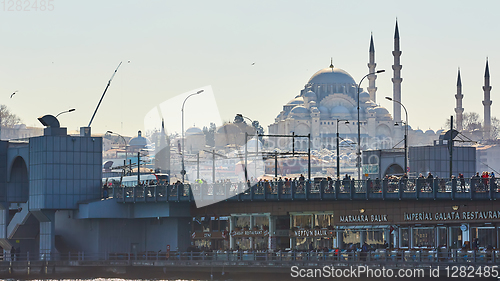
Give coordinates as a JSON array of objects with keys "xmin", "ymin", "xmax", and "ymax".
[
  {"xmin": 376, "ymin": 70, "xmax": 385, "ymax": 74},
  {"xmin": 196, "ymin": 90, "xmax": 204, "ymax": 94},
  {"xmin": 385, "ymin": 97, "xmax": 393, "ymax": 101},
  {"xmin": 69, "ymin": 108, "xmax": 76, "ymax": 113},
  {"xmin": 345, "ymin": 121, "xmax": 350, "ymax": 124},
  {"xmin": 106, "ymin": 130, "xmax": 113, "ymax": 134}
]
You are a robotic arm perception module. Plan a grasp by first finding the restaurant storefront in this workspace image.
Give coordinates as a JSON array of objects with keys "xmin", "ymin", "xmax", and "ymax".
[
  {"xmin": 191, "ymin": 216, "xmax": 229, "ymax": 251},
  {"xmin": 191, "ymin": 202, "xmax": 500, "ymax": 252}
]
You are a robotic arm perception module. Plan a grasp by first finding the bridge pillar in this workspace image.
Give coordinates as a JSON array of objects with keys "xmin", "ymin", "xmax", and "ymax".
[
  {"xmin": 229, "ymin": 216, "xmax": 235, "ymax": 250},
  {"xmin": 268, "ymin": 216, "xmax": 275, "ymax": 251},
  {"xmin": 31, "ymin": 210, "xmax": 56, "ymax": 260},
  {"xmin": 360, "ymin": 231, "xmax": 366, "ymax": 246},
  {"xmin": 249, "ymin": 216, "xmax": 254, "ymax": 249},
  {"xmin": 0, "ymin": 203, "xmax": 13, "ymax": 259}
]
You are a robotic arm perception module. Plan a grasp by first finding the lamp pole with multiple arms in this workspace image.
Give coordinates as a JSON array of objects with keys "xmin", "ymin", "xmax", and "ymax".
[
  {"xmin": 181, "ymin": 90, "xmax": 204, "ymax": 183},
  {"xmin": 55, "ymin": 108, "xmax": 76, "ymax": 118},
  {"xmin": 106, "ymin": 130, "xmax": 128, "ymax": 172},
  {"xmin": 237, "ymin": 113, "xmax": 257, "ymax": 183},
  {"xmin": 385, "ymin": 96, "xmax": 409, "ymax": 175},
  {"xmin": 357, "ymin": 70, "xmax": 385, "ymax": 180},
  {"xmin": 336, "ymin": 119, "xmax": 349, "ymax": 179}
]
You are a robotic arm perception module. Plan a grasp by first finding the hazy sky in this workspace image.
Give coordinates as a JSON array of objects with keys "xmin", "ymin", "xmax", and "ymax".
[{"xmin": 1, "ymin": 0, "xmax": 499, "ymax": 137}]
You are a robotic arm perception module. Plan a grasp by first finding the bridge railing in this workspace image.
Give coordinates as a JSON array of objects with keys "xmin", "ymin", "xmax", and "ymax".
[
  {"xmin": 110, "ymin": 177, "xmax": 500, "ymax": 203},
  {"xmin": 2, "ymin": 249, "xmax": 499, "ymax": 264}
]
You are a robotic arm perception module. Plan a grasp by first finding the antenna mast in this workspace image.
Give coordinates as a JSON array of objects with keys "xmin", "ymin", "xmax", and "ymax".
[{"xmin": 88, "ymin": 61, "xmax": 122, "ymax": 127}]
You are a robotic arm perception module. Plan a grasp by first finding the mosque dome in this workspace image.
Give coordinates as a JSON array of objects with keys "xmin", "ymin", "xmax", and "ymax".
[
  {"xmin": 290, "ymin": 105, "xmax": 309, "ymax": 114},
  {"xmin": 359, "ymin": 91, "xmax": 370, "ymax": 102},
  {"xmin": 308, "ymin": 67, "xmax": 356, "ymax": 85},
  {"xmin": 319, "ymin": 106, "xmax": 329, "ymax": 118},
  {"xmin": 331, "ymin": 105, "xmax": 350, "ymax": 115},
  {"xmin": 287, "ymin": 96, "xmax": 304, "ymax": 105},
  {"xmin": 129, "ymin": 131, "xmax": 149, "ymax": 148},
  {"xmin": 373, "ymin": 106, "xmax": 391, "ymax": 121},
  {"xmin": 304, "ymin": 90, "xmax": 317, "ymax": 99},
  {"xmin": 425, "ymin": 129, "xmax": 435, "ymax": 135},
  {"xmin": 216, "ymin": 123, "xmax": 242, "ymax": 134},
  {"xmin": 186, "ymin": 127, "xmax": 203, "ymax": 135}
]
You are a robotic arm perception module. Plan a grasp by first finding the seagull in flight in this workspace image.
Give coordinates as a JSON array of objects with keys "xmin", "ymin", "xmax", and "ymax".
[
  {"xmin": 251, "ymin": 62, "xmax": 255, "ymax": 66},
  {"xmin": 10, "ymin": 91, "xmax": 18, "ymax": 98}
]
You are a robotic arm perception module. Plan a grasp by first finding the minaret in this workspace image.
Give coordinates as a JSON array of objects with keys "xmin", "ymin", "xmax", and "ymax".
[
  {"xmin": 367, "ymin": 33, "xmax": 377, "ymax": 103},
  {"xmin": 455, "ymin": 68, "xmax": 464, "ymax": 132},
  {"xmin": 483, "ymin": 59, "xmax": 492, "ymax": 139},
  {"xmin": 392, "ymin": 20, "xmax": 403, "ymax": 123}
]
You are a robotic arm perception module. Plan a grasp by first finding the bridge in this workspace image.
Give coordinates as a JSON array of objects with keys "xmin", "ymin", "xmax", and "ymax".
[{"xmin": 108, "ymin": 177, "xmax": 500, "ymax": 203}]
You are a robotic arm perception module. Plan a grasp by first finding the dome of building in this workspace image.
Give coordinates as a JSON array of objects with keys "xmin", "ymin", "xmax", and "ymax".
[
  {"xmin": 287, "ymin": 96, "xmax": 304, "ymax": 105},
  {"xmin": 186, "ymin": 127, "xmax": 203, "ymax": 135},
  {"xmin": 425, "ymin": 129, "xmax": 435, "ymax": 135},
  {"xmin": 216, "ymin": 123, "xmax": 242, "ymax": 134},
  {"xmin": 318, "ymin": 106, "xmax": 329, "ymax": 118},
  {"xmin": 304, "ymin": 90, "xmax": 317, "ymax": 99},
  {"xmin": 308, "ymin": 67, "xmax": 356, "ymax": 85},
  {"xmin": 128, "ymin": 131, "xmax": 149, "ymax": 148},
  {"xmin": 330, "ymin": 105, "xmax": 350, "ymax": 115},
  {"xmin": 415, "ymin": 129, "xmax": 424, "ymax": 134},
  {"xmin": 290, "ymin": 105, "xmax": 309, "ymax": 114},
  {"xmin": 359, "ymin": 91, "xmax": 370, "ymax": 102}
]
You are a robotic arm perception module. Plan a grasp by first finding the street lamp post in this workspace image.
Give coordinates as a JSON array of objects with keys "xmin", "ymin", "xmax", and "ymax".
[
  {"xmin": 55, "ymin": 108, "xmax": 76, "ymax": 118},
  {"xmin": 336, "ymin": 119, "xmax": 349, "ymax": 179},
  {"xmin": 181, "ymin": 90, "xmax": 204, "ymax": 183},
  {"xmin": 107, "ymin": 130, "xmax": 128, "ymax": 173},
  {"xmin": 357, "ymin": 70, "xmax": 385, "ymax": 180},
  {"xmin": 385, "ymin": 97, "xmax": 409, "ymax": 176},
  {"xmin": 237, "ymin": 114, "xmax": 257, "ymax": 183}
]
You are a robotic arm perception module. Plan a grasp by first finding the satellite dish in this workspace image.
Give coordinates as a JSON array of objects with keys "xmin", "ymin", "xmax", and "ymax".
[
  {"xmin": 37, "ymin": 115, "xmax": 60, "ymax": 128},
  {"xmin": 439, "ymin": 129, "xmax": 459, "ymax": 141}
]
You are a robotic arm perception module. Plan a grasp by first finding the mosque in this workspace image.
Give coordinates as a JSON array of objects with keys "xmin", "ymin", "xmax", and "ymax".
[{"xmin": 268, "ymin": 22, "xmax": 406, "ymax": 152}]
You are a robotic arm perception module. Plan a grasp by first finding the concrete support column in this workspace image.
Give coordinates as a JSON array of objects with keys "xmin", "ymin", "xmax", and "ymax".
[
  {"xmin": 249, "ymin": 216, "xmax": 254, "ymax": 249},
  {"xmin": 229, "ymin": 216, "xmax": 235, "ymax": 250},
  {"xmin": 0, "ymin": 205, "xmax": 13, "ymax": 259},
  {"xmin": 268, "ymin": 216, "xmax": 275, "ymax": 251},
  {"xmin": 40, "ymin": 221, "xmax": 55, "ymax": 260},
  {"xmin": 384, "ymin": 228, "xmax": 391, "ymax": 248},
  {"xmin": 360, "ymin": 231, "xmax": 366, "ymax": 246},
  {"xmin": 409, "ymin": 227, "xmax": 414, "ymax": 248},
  {"xmin": 32, "ymin": 210, "xmax": 56, "ymax": 260}
]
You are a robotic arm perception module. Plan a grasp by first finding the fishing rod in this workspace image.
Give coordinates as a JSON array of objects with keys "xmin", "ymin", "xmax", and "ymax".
[{"xmin": 88, "ymin": 61, "xmax": 122, "ymax": 127}]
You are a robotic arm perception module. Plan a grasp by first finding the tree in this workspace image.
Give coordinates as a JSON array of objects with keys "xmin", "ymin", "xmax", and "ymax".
[
  {"xmin": 203, "ymin": 122, "xmax": 216, "ymax": 147},
  {"xmin": 444, "ymin": 112, "xmax": 483, "ymax": 132},
  {"xmin": 234, "ymin": 114, "xmax": 244, "ymax": 124},
  {"xmin": 0, "ymin": 104, "xmax": 22, "ymax": 128},
  {"xmin": 445, "ymin": 112, "xmax": 500, "ymax": 139}
]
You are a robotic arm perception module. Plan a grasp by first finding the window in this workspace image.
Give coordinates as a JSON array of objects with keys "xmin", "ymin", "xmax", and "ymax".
[{"xmin": 412, "ymin": 227, "xmax": 435, "ymax": 248}]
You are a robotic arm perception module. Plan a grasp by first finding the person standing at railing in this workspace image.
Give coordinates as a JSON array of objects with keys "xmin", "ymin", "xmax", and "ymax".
[
  {"xmin": 482, "ymin": 171, "xmax": 490, "ymax": 191},
  {"xmin": 458, "ymin": 173, "xmax": 466, "ymax": 192},
  {"xmin": 491, "ymin": 172, "xmax": 497, "ymax": 192},
  {"xmin": 471, "ymin": 172, "xmax": 480, "ymax": 192},
  {"xmin": 426, "ymin": 172, "xmax": 434, "ymax": 191}
]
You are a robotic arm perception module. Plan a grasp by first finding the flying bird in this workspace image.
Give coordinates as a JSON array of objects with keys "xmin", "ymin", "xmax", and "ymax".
[
  {"xmin": 10, "ymin": 91, "xmax": 18, "ymax": 98},
  {"xmin": 251, "ymin": 62, "xmax": 255, "ymax": 66}
]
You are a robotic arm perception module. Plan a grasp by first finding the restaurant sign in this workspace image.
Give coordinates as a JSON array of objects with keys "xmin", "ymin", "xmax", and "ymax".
[
  {"xmin": 404, "ymin": 210, "xmax": 500, "ymax": 222},
  {"xmin": 231, "ymin": 229, "xmax": 269, "ymax": 237},
  {"xmin": 339, "ymin": 214, "xmax": 388, "ymax": 223},
  {"xmin": 291, "ymin": 229, "xmax": 335, "ymax": 237}
]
